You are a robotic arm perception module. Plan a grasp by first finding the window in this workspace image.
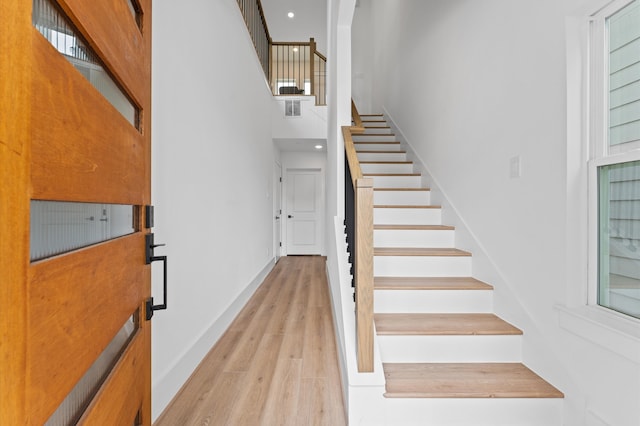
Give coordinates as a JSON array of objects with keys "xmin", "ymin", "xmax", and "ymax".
[{"xmin": 589, "ymin": 0, "xmax": 640, "ymax": 319}]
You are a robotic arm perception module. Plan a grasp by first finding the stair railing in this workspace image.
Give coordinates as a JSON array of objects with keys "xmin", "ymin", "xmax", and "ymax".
[
  {"xmin": 271, "ymin": 38, "xmax": 327, "ymax": 105},
  {"xmin": 344, "ymin": 101, "xmax": 373, "ymax": 372},
  {"xmin": 236, "ymin": 0, "xmax": 327, "ymax": 105}
]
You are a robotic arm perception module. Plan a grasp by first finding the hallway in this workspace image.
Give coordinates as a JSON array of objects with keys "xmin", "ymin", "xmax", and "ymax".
[{"xmin": 155, "ymin": 256, "xmax": 347, "ymax": 425}]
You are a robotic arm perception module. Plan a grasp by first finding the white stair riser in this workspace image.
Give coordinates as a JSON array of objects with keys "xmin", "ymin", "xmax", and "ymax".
[
  {"xmin": 355, "ymin": 143, "xmax": 402, "ymax": 151},
  {"xmin": 358, "ymin": 152, "xmax": 407, "ymax": 162},
  {"xmin": 377, "ymin": 335, "xmax": 522, "ymax": 363},
  {"xmin": 353, "ymin": 134, "xmax": 397, "ymax": 142},
  {"xmin": 374, "ymin": 229, "xmax": 455, "ymax": 248},
  {"xmin": 363, "ymin": 127, "xmax": 392, "ymax": 134},
  {"xmin": 374, "ymin": 289, "xmax": 492, "ymax": 313},
  {"xmin": 361, "ymin": 163, "xmax": 414, "ymax": 174},
  {"xmin": 374, "ymin": 208, "xmax": 441, "ymax": 225},
  {"xmin": 355, "ymin": 397, "xmax": 563, "ymax": 426},
  {"xmin": 374, "ymin": 256, "xmax": 472, "ymax": 277},
  {"xmin": 368, "ymin": 175, "xmax": 422, "ymax": 188},
  {"xmin": 374, "ymin": 190, "xmax": 431, "ymax": 205}
]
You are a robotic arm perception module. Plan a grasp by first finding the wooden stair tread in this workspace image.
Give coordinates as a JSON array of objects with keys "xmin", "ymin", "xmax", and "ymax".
[
  {"xmin": 360, "ymin": 161, "xmax": 412, "ymax": 164},
  {"xmin": 374, "ymin": 313, "xmax": 522, "ymax": 336},
  {"xmin": 374, "ymin": 205, "xmax": 440, "ymax": 208},
  {"xmin": 364, "ymin": 173, "xmax": 420, "ymax": 177},
  {"xmin": 360, "ymin": 114, "xmax": 384, "ymax": 117},
  {"xmin": 374, "ymin": 247, "xmax": 470, "ymax": 257},
  {"xmin": 374, "ymin": 276, "xmax": 493, "ymax": 290},
  {"xmin": 383, "ymin": 363, "xmax": 564, "ymax": 398},
  {"xmin": 374, "ymin": 188, "xmax": 429, "ymax": 191},
  {"xmin": 375, "ymin": 224, "xmax": 454, "ymax": 231}
]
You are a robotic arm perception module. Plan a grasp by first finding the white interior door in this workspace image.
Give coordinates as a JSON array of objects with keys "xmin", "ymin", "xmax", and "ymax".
[
  {"xmin": 285, "ymin": 169, "xmax": 323, "ymax": 255},
  {"xmin": 274, "ymin": 162, "xmax": 283, "ymax": 261}
]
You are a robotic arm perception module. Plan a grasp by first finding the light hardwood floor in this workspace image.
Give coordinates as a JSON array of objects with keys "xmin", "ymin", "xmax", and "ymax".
[{"xmin": 155, "ymin": 256, "xmax": 347, "ymax": 426}]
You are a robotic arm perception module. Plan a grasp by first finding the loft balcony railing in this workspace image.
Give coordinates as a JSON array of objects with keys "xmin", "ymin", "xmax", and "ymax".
[{"xmin": 236, "ymin": 0, "xmax": 327, "ymax": 106}]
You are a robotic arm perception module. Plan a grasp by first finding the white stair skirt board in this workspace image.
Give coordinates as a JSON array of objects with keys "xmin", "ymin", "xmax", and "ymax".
[
  {"xmin": 374, "ymin": 189, "xmax": 431, "ymax": 205},
  {"xmin": 354, "ymin": 143, "xmax": 403, "ymax": 151},
  {"xmin": 377, "ymin": 335, "xmax": 522, "ymax": 363},
  {"xmin": 374, "ymin": 255, "xmax": 472, "ymax": 277},
  {"xmin": 357, "ymin": 397, "xmax": 564, "ymax": 426},
  {"xmin": 374, "ymin": 228, "xmax": 455, "ymax": 248},
  {"xmin": 374, "ymin": 288, "xmax": 492, "ymax": 313},
  {"xmin": 352, "ymin": 134, "xmax": 398, "ymax": 142},
  {"xmin": 360, "ymin": 163, "xmax": 414, "ymax": 174},
  {"xmin": 374, "ymin": 207, "xmax": 442, "ymax": 225},
  {"xmin": 367, "ymin": 175, "xmax": 422, "ymax": 188},
  {"xmin": 357, "ymin": 152, "xmax": 407, "ymax": 162}
]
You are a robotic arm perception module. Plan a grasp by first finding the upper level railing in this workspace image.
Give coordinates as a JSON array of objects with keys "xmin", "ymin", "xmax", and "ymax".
[
  {"xmin": 237, "ymin": 0, "xmax": 327, "ymax": 105},
  {"xmin": 344, "ymin": 101, "xmax": 373, "ymax": 372}
]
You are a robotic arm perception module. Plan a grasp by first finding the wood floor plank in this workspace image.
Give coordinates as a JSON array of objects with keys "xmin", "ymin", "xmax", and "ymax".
[
  {"xmin": 375, "ymin": 313, "xmax": 523, "ymax": 335},
  {"xmin": 225, "ymin": 333, "xmax": 284, "ymax": 425},
  {"xmin": 260, "ymin": 358, "xmax": 303, "ymax": 425},
  {"xmin": 153, "ymin": 331, "xmax": 244, "ymax": 425},
  {"xmin": 155, "ymin": 256, "xmax": 346, "ymax": 425},
  {"xmin": 383, "ymin": 363, "xmax": 564, "ymax": 398}
]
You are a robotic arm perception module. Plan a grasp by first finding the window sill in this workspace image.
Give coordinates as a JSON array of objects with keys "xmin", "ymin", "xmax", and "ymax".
[{"xmin": 554, "ymin": 304, "xmax": 640, "ymax": 364}]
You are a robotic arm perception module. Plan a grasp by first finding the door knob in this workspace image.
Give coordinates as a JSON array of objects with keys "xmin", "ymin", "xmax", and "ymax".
[
  {"xmin": 288, "ymin": 215, "xmax": 293, "ymax": 218},
  {"xmin": 275, "ymin": 216, "xmax": 280, "ymax": 220}
]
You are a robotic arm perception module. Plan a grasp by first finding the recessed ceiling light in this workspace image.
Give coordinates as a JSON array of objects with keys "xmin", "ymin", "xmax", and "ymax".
[
  {"xmin": 287, "ymin": 11, "xmax": 295, "ymax": 18},
  {"xmin": 315, "ymin": 145, "xmax": 323, "ymax": 149}
]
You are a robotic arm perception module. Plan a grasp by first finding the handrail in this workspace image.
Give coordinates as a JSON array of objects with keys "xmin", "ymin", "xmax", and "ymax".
[
  {"xmin": 351, "ymin": 99, "xmax": 365, "ymax": 133},
  {"xmin": 343, "ymin": 99, "xmax": 374, "ymax": 373}
]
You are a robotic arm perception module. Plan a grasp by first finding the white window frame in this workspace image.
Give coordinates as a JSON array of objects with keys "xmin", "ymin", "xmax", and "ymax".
[
  {"xmin": 558, "ymin": 0, "xmax": 640, "ymax": 362},
  {"xmin": 587, "ymin": 0, "xmax": 640, "ymax": 315}
]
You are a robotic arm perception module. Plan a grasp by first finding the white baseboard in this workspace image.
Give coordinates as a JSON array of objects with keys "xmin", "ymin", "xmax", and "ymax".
[{"xmin": 151, "ymin": 258, "xmax": 275, "ymax": 421}]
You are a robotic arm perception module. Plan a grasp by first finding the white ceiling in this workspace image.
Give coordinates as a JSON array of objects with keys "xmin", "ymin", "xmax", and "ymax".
[
  {"xmin": 261, "ymin": 0, "xmax": 328, "ymax": 55},
  {"xmin": 274, "ymin": 138, "xmax": 326, "ymax": 152}
]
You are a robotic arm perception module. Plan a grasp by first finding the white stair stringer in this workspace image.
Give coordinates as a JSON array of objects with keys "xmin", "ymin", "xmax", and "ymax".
[
  {"xmin": 374, "ymin": 206, "xmax": 441, "ymax": 225},
  {"xmin": 357, "ymin": 151, "xmax": 407, "ymax": 162},
  {"xmin": 374, "ymin": 189, "xmax": 431, "ymax": 205},
  {"xmin": 374, "ymin": 288, "xmax": 492, "ymax": 313},
  {"xmin": 350, "ymin": 394, "xmax": 563, "ymax": 426},
  {"xmin": 374, "ymin": 255, "xmax": 472, "ymax": 277},
  {"xmin": 366, "ymin": 174, "xmax": 422, "ymax": 188},
  {"xmin": 360, "ymin": 162, "xmax": 414, "ymax": 174},
  {"xmin": 377, "ymin": 334, "xmax": 523, "ymax": 363},
  {"xmin": 374, "ymin": 227, "xmax": 455, "ymax": 248}
]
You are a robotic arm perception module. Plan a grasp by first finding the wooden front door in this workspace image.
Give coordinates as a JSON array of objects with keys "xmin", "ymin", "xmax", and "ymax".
[{"xmin": 1, "ymin": 0, "xmax": 152, "ymax": 424}]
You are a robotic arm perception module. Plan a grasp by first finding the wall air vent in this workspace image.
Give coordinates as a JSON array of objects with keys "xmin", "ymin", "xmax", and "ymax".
[{"xmin": 284, "ymin": 100, "xmax": 301, "ymax": 118}]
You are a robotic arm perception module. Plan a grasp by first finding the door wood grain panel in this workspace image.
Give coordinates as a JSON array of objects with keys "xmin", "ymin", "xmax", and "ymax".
[
  {"xmin": 30, "ymin": 35, "xmax": 145, "ymax": 205},
  {"xmin": 56, "ymin": 0, "xmax": 149, "ymax": 106},
  {"xmin": 27, "ymin": 234, "xmax": 145, "ymax": 423}
]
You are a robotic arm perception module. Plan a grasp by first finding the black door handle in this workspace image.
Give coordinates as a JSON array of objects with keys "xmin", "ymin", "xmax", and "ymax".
[
  {"xmin": 145, "ymin": 233, "xmax": 168, "ymax": 320},
  {"xmin": 288, "ymin": 215, "xmax": 293, "ymax": 218}
]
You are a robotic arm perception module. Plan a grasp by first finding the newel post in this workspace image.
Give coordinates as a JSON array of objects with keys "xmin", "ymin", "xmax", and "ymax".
[{"xmin": 355, "ymin": 177, "xmax": 374, "ymax": 372}]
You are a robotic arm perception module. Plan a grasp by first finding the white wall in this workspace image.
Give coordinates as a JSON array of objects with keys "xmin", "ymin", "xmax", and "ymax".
[
  {"xmin": 272, "ymin": 96, "xmax": 328, "ymax": 139},
  {"xmin": 151, "ymin": 0, "xmax": 276, "ymax": 420},
  {"xmin": 360, "ymin": 1, "xmax": 640, "ymax": 425}
]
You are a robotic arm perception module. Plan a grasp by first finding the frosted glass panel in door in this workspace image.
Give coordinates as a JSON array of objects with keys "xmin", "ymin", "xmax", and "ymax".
[{"xmin": 30, "ymin": 201, "xmax": 135, "ymax": 261}]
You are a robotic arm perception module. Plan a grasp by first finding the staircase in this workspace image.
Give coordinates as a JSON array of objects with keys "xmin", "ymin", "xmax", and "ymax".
[{"xmin": 352, "ymin": 114, "xmax": 564, "ymax": 425}]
